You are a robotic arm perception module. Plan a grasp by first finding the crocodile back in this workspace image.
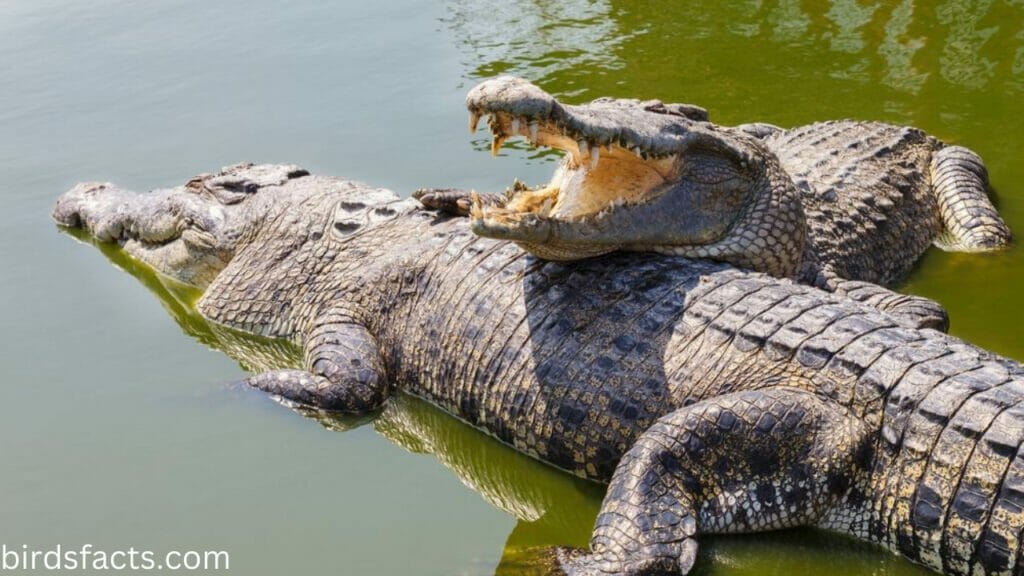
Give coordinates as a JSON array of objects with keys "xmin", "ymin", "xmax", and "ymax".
[{"xmin": 767, "ymin": 120, "xmax": 942, "ymax": 285}]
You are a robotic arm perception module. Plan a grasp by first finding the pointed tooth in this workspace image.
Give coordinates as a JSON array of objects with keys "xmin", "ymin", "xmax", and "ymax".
[
  {"xmin": 529, "ymin": 121, "xmax": 539, "ymax": 143},
  {"xmin": 632, "ymin": 145, "xmax": 643, "ymax": 158},
  {"xmin": 578, "ymin": 140, "xmax": 589, "ymax": 157},
  {"xmin": 540, "ymin": 198, "xmax": 553, "ymax": 217},
  {"xmin": 590, "ymin": 145, "xmax": 600, "ymax": 170},
  {"xmin": 511, "ymin": 117, "xmax": 521, "ymax": 134},
  {"xmin": 469, "ymin": 110, "xmax": 482, "ymax": 133},
  {"xmin": 491, "ymin": 134, "xmax": 506, "ymax": 157},
  {"xmin": 470, "ymin": 191, "xmax": 484, "ymax": 219}
]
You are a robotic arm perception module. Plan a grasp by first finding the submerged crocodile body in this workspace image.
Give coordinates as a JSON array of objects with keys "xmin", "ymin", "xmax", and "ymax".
[
  {"xmin": 422, "ymin": 77, "xmax": 1010, "ymax": 308},
  {"xmin": 55, "ymin": 165, "xmax": 1024, "ymax": 576}
]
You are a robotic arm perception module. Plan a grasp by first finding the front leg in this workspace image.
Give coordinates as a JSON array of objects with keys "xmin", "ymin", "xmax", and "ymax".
[
  {"xmin": 828, "ymin": 278, "xmax": 949, "ymax": 332},
  {"xmin": 412, "ymin": 188, "xmax": 506, "ymax": 217},
  {"xmin": 559, "ymin": 387, "xmax": 870, "ymax": 575},
  {"xmin": 247, "ymin": 316, "xmax": 387, "ymax": 413}
]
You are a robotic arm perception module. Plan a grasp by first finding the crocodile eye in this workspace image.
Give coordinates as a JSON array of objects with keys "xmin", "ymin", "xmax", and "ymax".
[{"xmin": 244, "ymin": 182, "xmax": 259, "ymax": 194}]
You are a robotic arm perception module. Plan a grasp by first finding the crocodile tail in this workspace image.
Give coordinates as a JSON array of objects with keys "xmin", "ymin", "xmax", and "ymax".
[
  {"xmin": 876, "ymin": 361, "xmax": 1024, "ymax": 576},
  {"xmin": 931, "ymin": 145, "xmax": 1012, "ymax": 251}
]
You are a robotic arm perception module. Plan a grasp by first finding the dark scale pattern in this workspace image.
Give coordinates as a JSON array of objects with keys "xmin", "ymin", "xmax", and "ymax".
[
  {"xmin": 441, "ymin": 78, "xmax": 1011, "ymax": 333},
  {"xmin": 365, "ymin": 216, "xmax": 1024, "ymax": 575},
  {"xmin": 446, "ymin": 80, "xmax": 1012, "ymax": 333},
  {"xmin": 769, "ymin": 120, "xmax": 941, "ymax": 286},
  {"xmin": 54, "ymin": 167, "xmax": 1024, "ymax": 575}
]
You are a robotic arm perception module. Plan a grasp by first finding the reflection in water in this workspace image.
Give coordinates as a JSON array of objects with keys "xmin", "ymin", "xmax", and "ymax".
[
  {"xmin": 936, "ymin": 0, "xmax": 997, "ymax": 90},
  {"xmin": 69, "ymin": 227, "xmax": 933, "ymax": 575},
  {"xmin": 878, "ymin": 0, "xmax": 929, "ymax": 94},
  {"xmin": 444, "ymin": 0, "xmax": 1024, "ymax": 104},
  {"xmin": 441, "ymin": 0, "xmax": 643, "ymax": 97},
  {"xmin": 1017, "ymin": 27, "xmax": 1024, "ymax": 77},
  {"xmin": 825, "ymin": 0, "xmax": 878, "ymax": 54},
  {"xmin": 767, "ymin": 0, "xmax": 811, "ymax": 42}
]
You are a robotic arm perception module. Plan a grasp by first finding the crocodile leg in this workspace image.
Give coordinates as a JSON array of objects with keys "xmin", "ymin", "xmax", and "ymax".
[
  {"xmin": 558, "ymin": 387, "xmax": 870, "ymax": 576},
  {"xmin": 930, "ymin": 145, "xmax": 1012, "ymax": 251},
  {"xmin": 413, "ymin": 188, "xmax": 506, "ymax": 217},
  {"xmin": 827, "ymin": 278, "xmax": 949, "ymax": 332},
  {"xmin": 247, "ymin": 313, "xmax": 387, "ymax": 413}
]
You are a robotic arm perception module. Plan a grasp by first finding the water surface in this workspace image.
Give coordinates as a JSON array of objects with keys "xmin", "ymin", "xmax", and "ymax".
[{"xmin": 2, "ymin": 1, "xmax": 1023, "ymax": 574}]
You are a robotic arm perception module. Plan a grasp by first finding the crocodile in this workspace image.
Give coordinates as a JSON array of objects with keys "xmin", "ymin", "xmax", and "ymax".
[
  {"xmin": 419, "ymin": 76, "xmax": 1010, "ymax": 325},
  {"xmin": 54, "ymin": 237, "xmax": 911, "ymax": 576},
  {"xmin": 54, "ymin": 164, "xmax": 1024, "ymax": 576}
]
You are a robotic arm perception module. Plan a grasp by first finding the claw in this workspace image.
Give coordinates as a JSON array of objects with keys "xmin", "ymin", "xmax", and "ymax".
[
  {"xmin": 470, "ymin": 191, "xmax": 484, "ymax": 219},
  {"xmin": 491, "ymin": 134, "xmax": 507, "ymax": 157},
  {"xmin": 469, "ymin": 110, "xmax": 482, "ymax": 134}
]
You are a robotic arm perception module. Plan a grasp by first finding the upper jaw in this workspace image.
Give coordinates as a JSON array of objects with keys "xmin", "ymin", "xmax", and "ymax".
[
  {"xmin": 53, "ymin": 183, "xmax": 222, "ymax": 249},
  {"xmin": 53, "ymin": 181, "xmax": 234, "ymax": 288},
  {"xmin": 466, "ymin": 75, "xmax": 709, "ymax": 163},
  {"xmin": 465, "ymin": 76, "xmax": 707, "ymax": 239}
]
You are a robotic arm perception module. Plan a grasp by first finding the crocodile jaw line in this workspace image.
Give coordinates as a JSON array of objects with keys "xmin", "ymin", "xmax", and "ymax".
[{"xmin": 468, "ymin": 108, "xmax": 678, "ymax": 234}]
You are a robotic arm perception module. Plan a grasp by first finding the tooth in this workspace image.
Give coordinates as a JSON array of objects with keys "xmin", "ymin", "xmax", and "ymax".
[
  {"xmin": 524, "ymin": 120, "xmax": 540, "ymax": 142},
  {"xmin": 470, "ymin": 191, "xmax": 484, "ymax": 219},
  {"xmin": 491, "ymin": 134, "xmax": 506, "ymax": 157},
  {"xmin": 511, "ymin": 117, "xmax": 521, "ymax": 134},
  {"xmin": 632, "ymin": 145, "xmax": 643, "ymax": 158},
  {"xmin": 578, "ymin": 140, "xmax": 589, "ymax": 157},
  {"xmin": 540, "ymin": 198, "xmax": 553, "ymax": 217},
  {"xmin": 590, "ymin": 145, "xmax": 600, "ymax": 170},
  {"xmin": 469, "ymin": 110, "xmax": 482, "ymax": 133}
]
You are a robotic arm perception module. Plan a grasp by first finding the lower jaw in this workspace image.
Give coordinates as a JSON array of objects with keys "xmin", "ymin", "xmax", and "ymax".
[{"xmin": 511, "ymin": 239, "xmax": 620, "ymax": 262}]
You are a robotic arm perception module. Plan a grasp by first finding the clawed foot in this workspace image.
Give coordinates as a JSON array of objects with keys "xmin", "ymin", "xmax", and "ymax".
[
  {"xmin": 414, "ymin": 188, "xmax": 507, "ymax": 217},
  {"xmin": 413, "ymin": 188, "xmax": 476, "ymax": 216},
  {"xmin": 553, "ymin": 539, "xmax": 698, "ymax": 576},
  {"xmin": 247, "ymin": 369, "xmax": 337, "ymax": 408}
]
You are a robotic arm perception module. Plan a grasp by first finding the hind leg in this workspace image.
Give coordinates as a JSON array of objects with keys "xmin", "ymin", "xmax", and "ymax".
[
  {"xmin": 931, "ymin": 145, "xmax": 1011, "ymax": 251},
  {"xmin": 558, "ymin": 387, "xmax": 870, "ymax": 575}
]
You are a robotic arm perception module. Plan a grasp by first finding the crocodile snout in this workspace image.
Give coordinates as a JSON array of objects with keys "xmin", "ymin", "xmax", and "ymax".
[
  {"xmin": 52, "ymin": 182, "xmax": 109, "ymax": 228},
  {"xmin": 52, "ymin": 181, "xmax": 136, "ymax": 242}
]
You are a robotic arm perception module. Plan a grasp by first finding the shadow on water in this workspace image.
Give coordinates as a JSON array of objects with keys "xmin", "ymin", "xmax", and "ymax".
[{"xmin": 62, "ymin": 226, "xmax": 932, "ymax": 575}]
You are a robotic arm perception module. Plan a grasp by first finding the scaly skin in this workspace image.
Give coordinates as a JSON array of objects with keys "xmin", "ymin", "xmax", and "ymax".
[
  {"xmin": 764, "ymin": 120, "xmax": 1012, "ymax": 285},
  {"xmin": 55, "ymin": 165, "xmax": 1024, "ymax": 576},
  {"xmin": 422, "ymin": 77, "xmax": 1012, "ymax": 330}
]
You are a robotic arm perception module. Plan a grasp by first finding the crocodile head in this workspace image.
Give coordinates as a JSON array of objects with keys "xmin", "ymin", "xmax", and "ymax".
[
  {"xmin": 466, "ymin": 76, "xmax": 805, "ymax": 277},
  {"xmin": 52, "ymin": 163, "xmax": 409, "ymax": 289},
  {"xmin": 52, "ymin": 163, "xmax": 313, "ymax": 287}
]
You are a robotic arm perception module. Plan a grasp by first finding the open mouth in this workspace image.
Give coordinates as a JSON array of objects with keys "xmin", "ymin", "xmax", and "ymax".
[{"xmin": 464, "ymin": 76, "xmax": 707, "ymax": 245}]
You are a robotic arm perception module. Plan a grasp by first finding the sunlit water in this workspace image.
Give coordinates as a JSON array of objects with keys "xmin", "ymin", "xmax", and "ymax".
[{"xmin": 2, "ymin": 1, "xmax": 1023, "ymax": 574}]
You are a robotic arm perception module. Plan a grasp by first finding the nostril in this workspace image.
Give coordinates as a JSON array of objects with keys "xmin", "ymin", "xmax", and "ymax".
[{"xmin": 53, "ymin": 202, "xmax": 81, "ymax": 227}]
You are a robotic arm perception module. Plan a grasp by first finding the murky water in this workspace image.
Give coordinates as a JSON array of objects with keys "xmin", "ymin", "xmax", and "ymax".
[{"xmin": 2, "ymin": 1, "xmax": 1023, "ymax": 574}]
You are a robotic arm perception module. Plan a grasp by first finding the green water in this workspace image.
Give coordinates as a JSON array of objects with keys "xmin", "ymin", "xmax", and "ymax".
[{"xmin": 2, "ymin": 1, "xmax": 1023, "ymax": 574}]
